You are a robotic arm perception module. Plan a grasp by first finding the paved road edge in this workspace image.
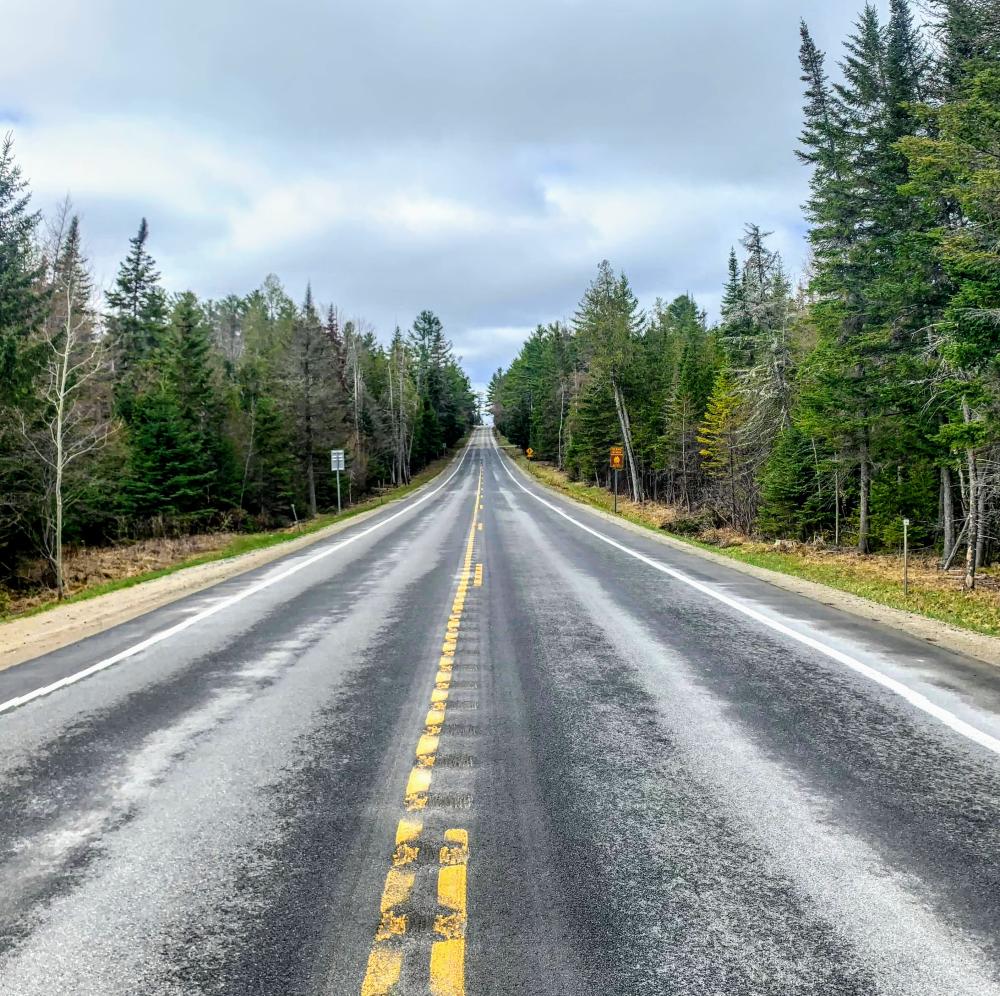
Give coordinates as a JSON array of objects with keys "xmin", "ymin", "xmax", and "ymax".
[
  {"xmin": 0, "ymin": 446, "xmax": 470, "ymax": 675},
  {"xmin": 495, "ymin": 437, "xmax": 1000, "ymax": 670}
]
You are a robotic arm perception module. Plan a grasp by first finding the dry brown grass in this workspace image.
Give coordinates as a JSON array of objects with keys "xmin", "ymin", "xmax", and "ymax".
[{"xmin": 5, "ymin": 534, "xmax": 247, "ymax": 615}]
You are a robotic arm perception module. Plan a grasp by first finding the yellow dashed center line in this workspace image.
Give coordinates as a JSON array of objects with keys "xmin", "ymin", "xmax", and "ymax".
[
  {"xmin": 360, "ymin": 469, "xmax": 481, "ymax": 996},
  {"xmin": 430, "ymin": 829, "xmax": 469, "ymax": 996}
]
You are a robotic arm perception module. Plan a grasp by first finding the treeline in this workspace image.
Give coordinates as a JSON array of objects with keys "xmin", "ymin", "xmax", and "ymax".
[
  {"xmin": 0, "ymin": 141, "xmax": 476, "ymax": 596},
  {"xmin": 491, "ymin": 0, "xmax": 1000, "ymax": 589}
]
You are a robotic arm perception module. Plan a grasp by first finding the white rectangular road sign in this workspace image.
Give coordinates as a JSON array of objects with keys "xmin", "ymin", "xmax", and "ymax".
[{"xmin": 331, "ymin": 449, "xmax": 346, "ymax": 471}]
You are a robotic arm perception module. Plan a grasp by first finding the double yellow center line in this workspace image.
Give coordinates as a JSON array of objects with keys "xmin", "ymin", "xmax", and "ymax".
[{"xmin": 361, "ymin": 467, "xmax": 483, "ymax": 996}]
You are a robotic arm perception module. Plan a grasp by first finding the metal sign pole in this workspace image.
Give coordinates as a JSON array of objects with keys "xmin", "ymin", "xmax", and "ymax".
[
  {"xmin": 331, "ymin": 449, "xmax": 345, "ymax": 515},
  {"xmin": 609, "ymin": 445, "xmax": 624, "ymax": 514}
]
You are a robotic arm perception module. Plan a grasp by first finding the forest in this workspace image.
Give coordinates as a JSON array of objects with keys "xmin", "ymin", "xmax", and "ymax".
[
  {"xmin": 0, "ymin": 156, "xmax": 477, "ymax": 599},
  {"xmin": 491, "ymin": 0, "xmax": 1000, "ymax": 590}
]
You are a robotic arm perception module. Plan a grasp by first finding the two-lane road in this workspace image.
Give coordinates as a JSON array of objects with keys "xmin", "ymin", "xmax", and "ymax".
[{"xmin": 1, "ymin": 427, "xmax": 1000, "ymax": 994}]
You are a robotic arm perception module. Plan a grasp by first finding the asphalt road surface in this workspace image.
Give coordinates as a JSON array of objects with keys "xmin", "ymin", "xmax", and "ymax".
[{"xmin": 2, "ymin": 427, "xmax": 1000, "ymax": 995}]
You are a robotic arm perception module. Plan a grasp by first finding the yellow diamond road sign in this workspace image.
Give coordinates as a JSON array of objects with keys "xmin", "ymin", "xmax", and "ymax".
[{"xmin": 526, "ymin": 447, "xmax": 534, "ymax": 459}]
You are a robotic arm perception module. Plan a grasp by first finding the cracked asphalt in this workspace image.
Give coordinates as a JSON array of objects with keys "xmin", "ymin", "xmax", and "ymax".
[{"xmin": 1, "ymin": 427, "xmax": 999, "ymax": 995}]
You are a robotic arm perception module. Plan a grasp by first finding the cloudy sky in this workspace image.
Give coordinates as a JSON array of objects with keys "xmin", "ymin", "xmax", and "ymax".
[{"xmin": 3, "ymin": 0, "xmax": 886, "ymax": 393}]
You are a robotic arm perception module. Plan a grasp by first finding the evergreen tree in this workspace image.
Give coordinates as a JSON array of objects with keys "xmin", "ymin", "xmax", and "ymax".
[
  {"xmin": 0, "ymin": 134, "xmax": 43, "ymax": 404},
  {"xmin": 928, "ymin": 0, "xmax": 1000, "ymax": 97},
  {"xmin": 758, "ymin": 424, "xmax": 823, "ymax": 539},
  {"xmin": 413, "ymin": 396, "xmax": 444, "ymax": 464},
  {"xmin": 167, "ymin": 291, "xmax": 235, "ymax": 509},
  {"xmin": 285, "ymin": 285, "xmax": 341, "ymax": 516},
  {"xmin": 106, "ymin": 218, "xmax": 167, "ymax": 413},
  {"xmin": 902, "ymin": 65, "xmax": 1000, "ymax": 586},
  {"xmin": 120, "ymin": 389, "xmax": 213, "ymax": 524},
  {"xmin": 697, "ymin": 367, "xmax": 750, "ymax": 529},
  {"xmin": 574, "ymin": 261, "xmax": 646, "ymax": 499}
]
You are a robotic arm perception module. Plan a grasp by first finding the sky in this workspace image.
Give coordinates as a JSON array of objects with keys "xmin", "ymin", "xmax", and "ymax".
[{"xmin": 2, "ymin": 0, "xmax": 888, "ymax": 396}]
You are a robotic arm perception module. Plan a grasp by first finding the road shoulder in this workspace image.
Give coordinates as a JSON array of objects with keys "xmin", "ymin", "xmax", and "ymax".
[
  {"xmin": 0, "ymin": 458, "xmax": 460, "ymax": 674},
  {"xmin": 502, "ymin": 449, "xmax": 1000, "ymax": 669}
]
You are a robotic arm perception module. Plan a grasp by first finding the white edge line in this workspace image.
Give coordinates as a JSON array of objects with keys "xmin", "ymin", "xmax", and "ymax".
[
  {"xmin": 0, "ymin": 441, "xmax": 476, "ymax": 716},
  {"xmin": 490, "ymin": 435, "xmax": 1000, "ymax": 757}
]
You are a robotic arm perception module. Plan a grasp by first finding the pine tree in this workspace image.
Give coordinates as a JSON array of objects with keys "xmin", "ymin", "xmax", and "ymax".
[
  {"xmin": 697, "ymin": 368, "xmax": 748, "ymax": 529},
  {"xmin": 325, "ymin": 304, "xmax": 349, "ymax": 395},
  {"xmin": 168, "ymin": 293, "xmax": 216, "ymax": 435},
  {"xmin": 758, "ymin": 424, "xmax": 822, "ymax": 539},
  {"xmin": 574, "ymin": 261, "xmax": 646, "ymax": 500},
  {"xmin": 928, "ymin": 0, "xmax": 1000, "ymax": 97},
  {"xmin": 122, "ymin": 292, "xmax": 232, "ymax": 527},
  {"xmin": 285, "ymin": 285, "xmax": 341, "ymax": 516},
  {"xmin": 902, "ymin": 66, "xmax": 1000, "ymax": 586},
  {"xmin": 106, "ymin": 218, "xmax": 167, "ymax": 412},
  {"xmin": 0, "ymin": 134, "xmax": 43, "ymax": 404},
  {"xmin": 413, "ymin": 396, "xmax": 444, "ymax": 464},
  {"xmin": 719, "ymin": 245, "xmax": 757, "ymax": 375},
  {"xmin": 121, "ymin": 389, "xmax": 213, "ymax": 523},
  {"xmin": 799, "ymin": 9, "xmax": 897, "ymax": 553}
]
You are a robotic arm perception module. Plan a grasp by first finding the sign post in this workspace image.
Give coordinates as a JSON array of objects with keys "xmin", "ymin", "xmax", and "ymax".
[
  {"xmin": 331, "ymin": 449, "xmax": 346, "ymax": 515},
  {"xmin": 610, "ymin": 446, "xmax": 624, "ymax": 514}
]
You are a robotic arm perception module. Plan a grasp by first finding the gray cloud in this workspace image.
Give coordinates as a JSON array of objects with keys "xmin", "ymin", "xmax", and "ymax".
[{"xmin": 2, "ymin": 0, "xmax": 887, "ymax": 391}]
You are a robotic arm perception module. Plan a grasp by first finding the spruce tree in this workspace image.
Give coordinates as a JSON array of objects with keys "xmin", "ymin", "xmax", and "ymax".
[
  {"xmin": 697, "ymin": 367, "xmax": 747, "ymax": 528},
  {"xmin": 106, "ymin": 218, "xmax": 167, "ymax": 411},
  {"xmin": 121, "ymin": 389, "xmax": 212, "ymax": 523},
  {"xmin": 574, "ymin": 261, "xmax": 645, "ymax": 499},
  {"xmin": 758, "ymin": 425, "xmax": 822, "ymax": 539},
  {"xmin": 0, "ymin": 134, "xmax": 43, "ymax": 404},
  {"xmin": 168, "ymin": 292, "xmax": 217, "ymax": 442},
  {"xmin": 902, "ymin": 66, "xmax": 1000, "ymax": 586},
  {"xmin": 285, "ymin": 285, "xmax": 341, "ymax": 516},
  {"xmin": 928, "ymin": 0, "xmax": 1000, "ymax": 97}
]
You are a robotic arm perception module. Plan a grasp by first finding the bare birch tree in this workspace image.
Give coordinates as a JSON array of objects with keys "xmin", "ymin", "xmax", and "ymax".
[{"xmin": 15, "ymin": 208, "xmax": 113, "ymax": 597}]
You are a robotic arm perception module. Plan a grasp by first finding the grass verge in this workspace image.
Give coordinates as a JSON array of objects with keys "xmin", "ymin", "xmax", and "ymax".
[
  {"xmin": 1, "ymin": 445, "xmax": 464, "ymax": 624},
  {"xmin": 499, "ymin": 440, "xmax": 1000, "ymax": 640}
]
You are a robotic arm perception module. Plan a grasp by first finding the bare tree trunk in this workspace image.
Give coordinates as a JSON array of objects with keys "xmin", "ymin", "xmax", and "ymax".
[
  {"xmin": 305, "ymin": 434, "xmax": 317, "ymax": 517},
  {"xmin": 834, "ymin": 466, "xmax": 840, "ymax": 547},
  {"xmin": 53, "ymin": 338, "xmax": 67, "ymax": 599},
  {"xmin": 387, "ymin": 357, "xmax": 396, "ymax": 485},
  {"xmin": 963, "ymin": 399, "xmax": 978, "ymax": 591},
  {"xmin": 729, "ymin": 449, "xmax": 738, "ymax": 529},
  {"xmin": 941, "ymin": 464, "xmax": 955, "ymax": 566},
  {"xmin": 557, "ymin": 382, "xmax": 566, "ymax": 470},
  {"xmin": 976, "ymin": 468, "xmax": 986, "ymax": 570},
  {"xmin": 239, "ymin": 401, "xmax": 256, "ymax": 507},
  {"xmin": 611, "ymin": 377, "xmax": 642, "ymax": 501},
  {"xmin": 303, "ymin": 337, "xmax": 317, "ymax": 516},
  {"xmin": 20, "ymin": 263, "xmax": 110, "ymax": 599},
  {"xmin": 681, "ymin": 425, "xmax": 690, "ymax": 512},
  {"xmin": 858, "ymin": 436, "xmax": 871, "ymax": 554},
  {"xmin": 942, "ymin": 521, "xmax": 967, "ymax": 571}
]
